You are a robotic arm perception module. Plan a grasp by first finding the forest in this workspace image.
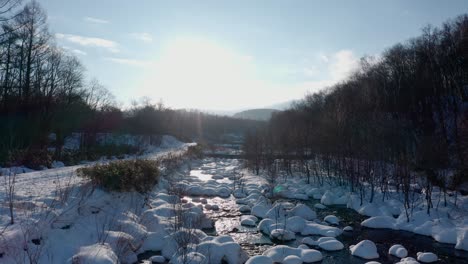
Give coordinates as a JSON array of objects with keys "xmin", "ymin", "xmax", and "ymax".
[
  {"xmin": 244, "ymin": 14, "xmax": 468, "ymax": 202},
  {"xmin": 0, "ymin": 1, "xmax": 262, "ymax": 167}
]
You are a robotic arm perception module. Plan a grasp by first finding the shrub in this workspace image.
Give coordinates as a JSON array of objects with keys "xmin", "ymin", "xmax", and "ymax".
[
  {"xmin": 8, "ymin": 148, "xmax": 52, "ymax": 169},
  {"xmin": 77, "ymin": 159, "xmax": 159, "ymax": 193},
  {"xmin": 186, "ymin": 145, "xmax": 204, "ymax": 159}
]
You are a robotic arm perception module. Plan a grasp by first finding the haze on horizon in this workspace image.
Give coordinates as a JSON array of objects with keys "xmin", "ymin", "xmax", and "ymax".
[{"xmin": 43, "ymin": 0, "xmax": 467, "ymax": 111}]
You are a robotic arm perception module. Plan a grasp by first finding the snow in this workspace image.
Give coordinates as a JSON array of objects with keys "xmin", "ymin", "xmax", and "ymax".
[
  {"xmin": 251, "ymin": 204, "xmax": 270, "ymax": 219},
  {"xmin": 245, "ymin": 255, "xmax": 273, "ymax": 264},
  {"xmin": 416, "ymin": 252, "xmax": 438, "ymax": 263},
  {"xmin": 343, "ymin": 226, "xmax": 353, "ymax": 231},
  {"xmin": 456, "ymin": 228, "xmax": 468, "ymax": 251},
  {"xmin": 270, "ymin": 228, "xmax": 296, "ymax": 241},
  {"xmin": 349, "ymin": 240, "xmax": 379, "ymax": 259},
  {"xmin": 263, "ymin": 245, "xmax": 322, "ymax": 263},
  {"xmin": 362, "ymin": 216, "xmax": 397, "ymax": 229},
  {"xmin": 283, "ymin": 255, "xmax": 303, "ymax": 264},
  {"xmin": 324, "ymin": 215, "xmax": 339, "ymax": 225},
  {"xmin": 240, "ymin": 215, "xmax": 258, "ymax": 227},
  {"xmin": 389, "ymin": 244, "xmax": 408, "ymax": 258},
  {"xmin": 396, "ymin": 257, "xmax": 420, "ymax": 264},
  {"xmin": 314, "ymin": 203, "xmax": 326, "ymax": 209},
  {"xmin": 149, "ymin": 255, "xmax": 166, "ymax": 263},
  {"xmin": 290, "ymin": 204, "xmax": 317, "ymax": 220},
  {"xmin": 68, "ymin": 243, "xmax": 118, "ymax": 264},
  {"xmin": 318, "ymin": 238, "xmax": 344, "ymax": 251}
]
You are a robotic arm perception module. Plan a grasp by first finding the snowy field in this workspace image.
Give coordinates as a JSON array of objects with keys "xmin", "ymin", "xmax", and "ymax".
[{"xmin": 1, "ymin": 153, "xmax": 467, "ymax": 263}]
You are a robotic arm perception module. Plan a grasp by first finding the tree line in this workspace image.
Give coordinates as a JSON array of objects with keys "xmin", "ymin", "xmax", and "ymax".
[
  {"xmin": 0, "ymin": 0, "xmax": 264, "ymax": 167},
  {"xmin": 244, "ymin": 14, "xmax": 468, "ymax": 208}
]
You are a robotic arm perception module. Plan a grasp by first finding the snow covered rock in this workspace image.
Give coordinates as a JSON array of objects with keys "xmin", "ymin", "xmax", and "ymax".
[
  {"xmin": 245, "ymin": 256, "xmax": 273, "ymax": 264},
  {"xmin": 396, "ymin": 257, "xmax": 420, "ymax": 264},
  {"xmin": 283, "ymin": 255, "xmax": 303, "ymax": 264},
  {"xmin": 314, "ymin": 203, "xmax": 326, "ymax": 209},
  {"xmin": 389, "ymin": 244, "xmax": 408, "ymax": 258},
  {"xmin": 240, "ymin": 215, "xmax": 258, "ymax": 227},
  {"xmin": 301, "ymin": 222, "xmax": 343, "ymax": 237},
  {"xmin": 318, "ymin": 238, "xmax": 344, "ymax": 251},
  {"xmin": 456, "ymin": 228, "xmax": 468, "ymax": 251},
  {"xmin": 197, "ymin": 237, "xmax": 249, "ymax": 264},
  {"xmin": 251, "ymin": 204, "xmax": 269, "ymax": 219},
  {"xmin": 286, "ymin": 216, "xmax": 306, "ymax": 233},
  {"xmin": 416, "ymin": 252, "xmax": 438, "ymax": 263},
  {"xmin": 361, "ymin": 216, "xmax": 396, "ymax": 229},
  {"xmin": 343, "ymin": 226, "xmax": 353, "ymax": 231},
  {"xmin": 320, "ymin": 191, "xmax": 336, "ymax": 205},
  {"xmin": 239, "ymin": 205, "xmax": 251, "ymax": 213},
  {"xmin": 290, "ymin": 204, "xmax": 317, "ymax": 220},
  {"xmin": 263, "ymin": 245, "xmax": 322, "ymax": 263},
  {"xmin": 349, "ymin": 240, "xmax": 379, "ymax": 259},
  {"xmin": 149, "ymin": 255, "xmax": 165, "ymax": 263},
  {"xmin": 270, "ymin": 229, "xmax": 296, "ymax": 241},
  {"xmin": 324, "ymin": 215, "xmax": 339, "ymax": 225},
  {"xmin": 68, "ymin": 243, "xmax": 118, "ymax": 264}
]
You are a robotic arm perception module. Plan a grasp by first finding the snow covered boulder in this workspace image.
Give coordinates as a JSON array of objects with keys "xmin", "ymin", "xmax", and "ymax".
[
  {"xmin": 286, "ymin": 216, "xmax": 306, "ymax": 233},
  {"xmin": 301, "ymin": 222, "xmax": 343, "ymax": 237},
  {"xmin": 396, "ymin": 257, "xmax": 420, "ymax": 264},
  {"xmin": 361, "ymin": 216, "xmax": 396, "ymax": 229},
  {"xmin": 324, "ymin": 215, "xmax": 339, "ymax": 225},
  {"xmin": 283, "ymin": 255, "xmax": 303, "ymax": 264},
  {"xmin": 290, "ymin": 204, "xmax": 317, "ymax": 220},
  {"xmin": 251, "ymin": 204, "xmax": 270, "ymax": 219},
  {"xmin": 197, "ymin": 238, "xmax": 249, "ymax": 264},
  {"xmin": 245, "ymin": 256, "xmax": 273, "ymax": 264},
  {"xmin": 270, "ymin": 229, "xmax": 295, "ymax": 241},
  {"xmin": 314, "ymin": 203, "xmax": 326, "ymax": 209},
  {"xmin": 239, "ymin": 205, "xmax": 251, "ymax": 213},
  {"xmin": 318, "ymin": 238, "xmax": 344, "ymax": 251},
  {"xmin": 349, "ymin": 240, "xmax": 379, "ymax": 259},
  {"xmin": 240, "ymin": 215, "xmax": 258, "ymax": 227},
  {"xmin": 456, "ymin": 228, "xmax": 468, "ymax": 251},
  {"xmin": 320, "ymin": 191, "xmax": 337, "ymax": 205},
  {"xmin": 417, "ymin": 252, "xmax": 438, "ymax": 263},
  {"xmin": 343, "ymin": 226, "xmax": 353, "ymax": 231},
  {"xmin": 68, "ymin": 243, "xmax": 118, "ymax": 264},
  {"xmin": 388, "ymin": 244, "xmax": 408, "ymax": 258},
  {"xmin": 263, "ymin": 245, "xmax": 322, "ymax": 263},
  {"xmin": 149, "ymin": 255, "xmax": 165, "ymax": 263}
]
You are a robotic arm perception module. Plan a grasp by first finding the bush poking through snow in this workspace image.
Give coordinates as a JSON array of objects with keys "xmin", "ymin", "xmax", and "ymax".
[{"xmin": 77, "ymin": 159, "xmax": 159, "ymax": 193}]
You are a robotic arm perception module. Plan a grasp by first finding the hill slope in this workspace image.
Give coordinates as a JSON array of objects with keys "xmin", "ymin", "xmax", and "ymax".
[{"xmin": 233, "ymin": 108, "xmax": 278, "ymax": 121}]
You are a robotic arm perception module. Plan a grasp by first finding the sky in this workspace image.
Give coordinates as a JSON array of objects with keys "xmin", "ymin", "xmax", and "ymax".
[{"xmin": 40, "ymin": 0, "xmax": 468, "ymax": 111}]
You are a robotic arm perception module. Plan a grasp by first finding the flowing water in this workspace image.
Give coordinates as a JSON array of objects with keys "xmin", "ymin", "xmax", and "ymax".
[{"xmin": 140, "ymin": 158, "xmax": 468, "ymax": 263}]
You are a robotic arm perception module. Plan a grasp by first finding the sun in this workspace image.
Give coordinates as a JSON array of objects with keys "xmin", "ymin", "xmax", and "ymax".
[{"xmin": 140, "ymin": 36, "xmax": 258, "ymax": 109}]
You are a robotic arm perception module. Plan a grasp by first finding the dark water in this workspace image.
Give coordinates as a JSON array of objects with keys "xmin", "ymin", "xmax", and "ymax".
[{"xmin": 203, "ymin": 196, "xmax": 468, "ymax": 263}]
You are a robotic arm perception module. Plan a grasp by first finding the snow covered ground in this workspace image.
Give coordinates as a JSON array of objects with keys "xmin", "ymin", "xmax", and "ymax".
[{"xmin": 1, "ymin": 153, "xmax": 467, "ymax": 263}]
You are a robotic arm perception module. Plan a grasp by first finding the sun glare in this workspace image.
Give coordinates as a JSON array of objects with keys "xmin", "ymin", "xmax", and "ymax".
[{"xmin": 140, "ymin": 36, "xmax": 260, "ymax": 109}]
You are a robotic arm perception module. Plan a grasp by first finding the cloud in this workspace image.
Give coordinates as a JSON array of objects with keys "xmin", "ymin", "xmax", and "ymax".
[
  {"xmin": 130, "ymin": 32, "xmax": 153, "ymax": 43},
  {"xmin": 105, "ymin": 57, "xmax": 152, "ymax": 67},
  {"xmin": 328, "ymin": 50, "xmax": 359, "ymax": 81},
  {"xmin": 56, "ymin": 33, "xmax": 119, "ymax": 53},
  {"xmin": 62, "ymin": 46, "xmax": 87, "ymax": 56},
  {"xmin": 84, "ymin": 17, "xmax": 110, "ymax": 24}
]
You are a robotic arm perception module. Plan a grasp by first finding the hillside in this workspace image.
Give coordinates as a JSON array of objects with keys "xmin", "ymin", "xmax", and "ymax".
[{"xmin": 233, "ymin": 108, "xmax": 278, "ymax": 121}]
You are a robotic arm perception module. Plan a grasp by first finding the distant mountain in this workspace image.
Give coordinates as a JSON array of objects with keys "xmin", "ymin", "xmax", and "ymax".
[
  {"xmin": 265, "ymin": 99, "xmax": 298, "ymax": 110},
  {"xmin": 233, "ymin": 108, "xmax": 278, "ymax": 121}
]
